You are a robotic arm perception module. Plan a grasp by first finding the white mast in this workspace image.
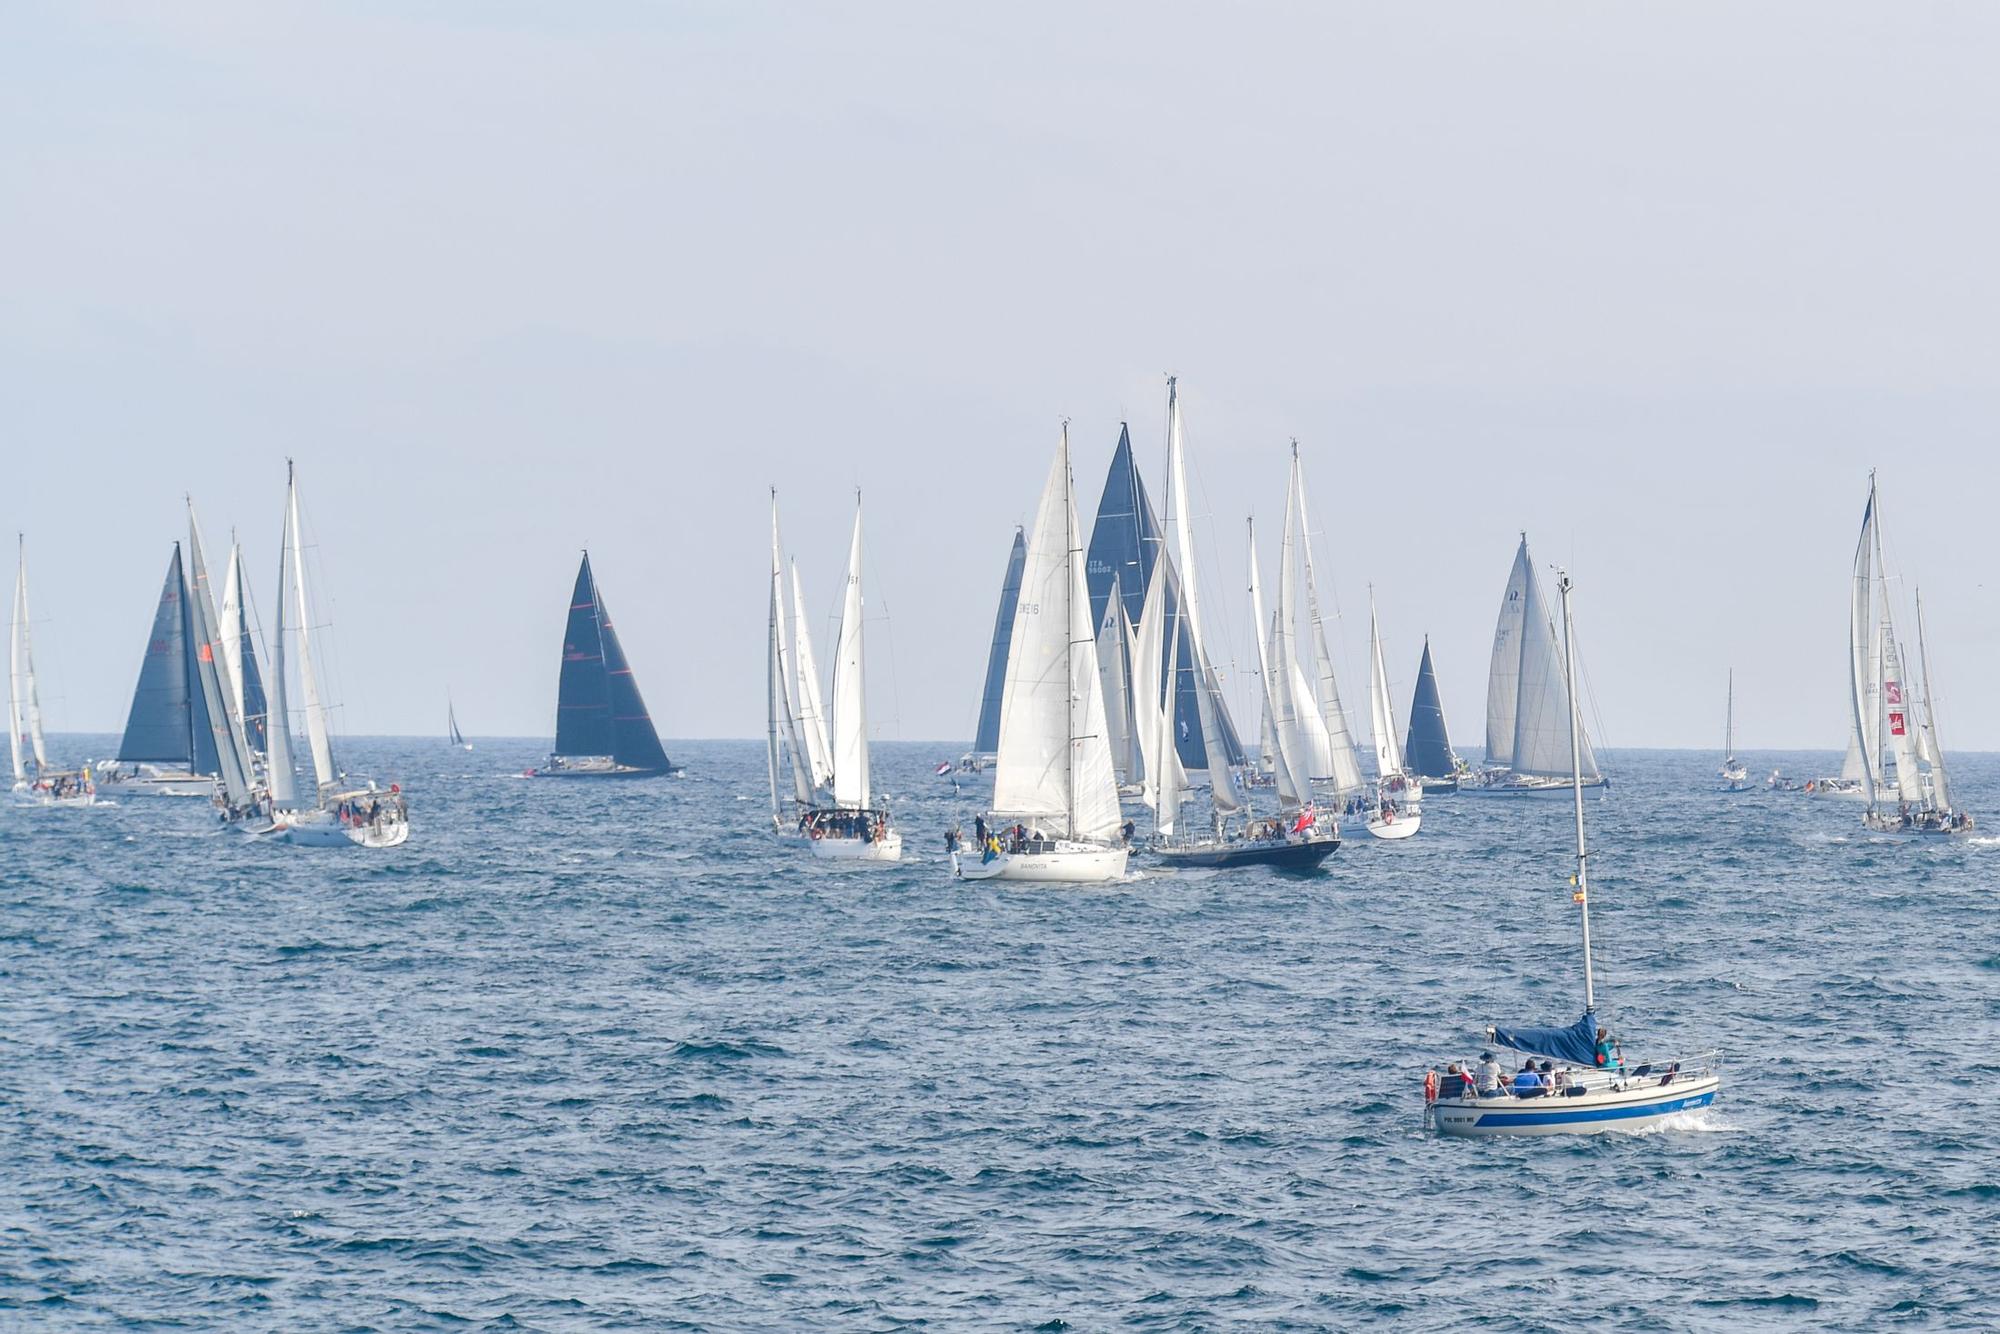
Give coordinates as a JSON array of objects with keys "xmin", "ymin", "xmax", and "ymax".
[
  {"xmin": 1558, "ymin": 569, "xmax": 1597, "ymax": 1015},
  {"xmin": 1724, "ymin": 669, "xmax": 1735, "ymax": 765},
  {"xmin": 828, "ymin": 491, "xmax": 871, "ymax": 809}
]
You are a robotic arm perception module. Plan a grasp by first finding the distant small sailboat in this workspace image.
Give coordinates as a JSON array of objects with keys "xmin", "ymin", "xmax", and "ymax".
[
  {"xmin": 1428, "ymin": 569, "xmax": 1719, "ymax": 1137},
  {"xmin": 1846, "ymin": 474, "xmax": 1971, "ymax": 836},
  {"xmin": 1403, "ymin": 638, "xmax": 1463, "ymax": 793},
  {"xmin": 945, "ymin": 528, "xmax": 1025, "ymax": 784},
  {"xmin": 531, "ymin": 551, "xmax": 676, "ymax": 778},
  {"xmin": 1459, "ymin": 535, "xmax": 1609, "ymax": 798},
  {"xmin": 953, "ymin": 424, "xmax": 1129, "ymax": 883},
  {"xmin": 262, "ymin": 463, "xmax": 410, "ymax": 847},
  {"xmin": 97, "ymin": 543, "xmax": 223, "ymax": 799},
  {"xmin": 447, "ymin": 693, "xmax": 471, "ymax": 750},
  {"xmin": 1717, "ymin": 670, "xmax": 1751, "ymax": 792},
  {"xmin": 10, "ymin": 536, "xmax": 96, "ymax": 805},
  {"xmin": 1362, "ymin": 595, "xmax": 1422, "ymax": 839}
]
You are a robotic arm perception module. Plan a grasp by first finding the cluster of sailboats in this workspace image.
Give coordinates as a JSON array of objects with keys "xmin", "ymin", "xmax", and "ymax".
[{"xmin": 12, "ymin": 465, "xmax": 409, "ymax": 847}]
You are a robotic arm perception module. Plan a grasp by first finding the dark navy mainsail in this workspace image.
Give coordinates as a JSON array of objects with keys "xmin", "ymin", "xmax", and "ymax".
[
  {"xmin": 1404, "ymin": 637, "xmax": 1455, "ymax": 777},
  {"xmin": 233, "ymin": 559, "xmax": 268, "ymax": 756},
  {"xmin": 972, "ymin": 527, "xmax": 1025, "ymax": 755},
  {"xmin": 117, "ymin": 545, "xmax": 203, "ymax": 765},
  {"xmin": 1491, "ymin": 1009, "xmax": 1599, "ymax": 1067},
  {"xmin": 553, "ymin": 553, "xmax": 672, "ymax": 772},
  {"xmin": 1083, "ymin": 424, "xmax": 1244, "ymax": 771},
  {"xmin": 554, "ymin": 555, "xmax": 616, "ymax": 759}
]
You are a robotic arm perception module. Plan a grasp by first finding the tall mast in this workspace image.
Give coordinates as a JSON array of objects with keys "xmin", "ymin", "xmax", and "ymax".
[
  {"xmin": 766, "ymin": 489, "xmax": 785, "ymax": 823},
  {"xmin": 1062, "ymin": 420, "xmax": 1081, "ymax": 838},
  {"xmin": 1725, "ymin": 669, "xmax": 1734, "ymax": 761},
  {"xmin": 1558, "ymin": 569, "xmax": 1596, "ymax": 1015}
]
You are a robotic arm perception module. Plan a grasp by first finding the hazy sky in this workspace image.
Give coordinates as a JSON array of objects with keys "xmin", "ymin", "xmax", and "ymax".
[{"xmin": 6, "ymin": 3, "xmax": 1998, "ymax": 750}]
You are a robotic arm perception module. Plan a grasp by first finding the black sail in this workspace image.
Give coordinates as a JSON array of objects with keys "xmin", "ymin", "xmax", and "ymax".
[
  {"xmin": 600, "ymin": 602, "xmax": 672, "ymax": 772},
  {"xmin": 117, "ymin": 545, "xmax": 198, "ymax": 764},
  {"xmin": 1404, "ymin": 637, "xmax": 1455, "ymax": 777},
  {"xmin": 971, "ymin": 527, "xmax": 1026, "ymax": 755},
  {"xmin": 234, "ymin": 560, "xmax": 269, "ymax": 756},
  {"xmin": 1082, "ymin": 424, "xmax": 1243, "ymax": 771},
  {"xmin": 554, "ymin": 555, "xmax": 616, "ymax": 759}
]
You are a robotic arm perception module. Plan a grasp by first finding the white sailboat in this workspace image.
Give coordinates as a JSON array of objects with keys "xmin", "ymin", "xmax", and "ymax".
[
  {"xmin": 1362, "ymin": 594, "xmax": 1421, "ymax": 839},
  {"xmin": 1847, "ymin": 474, "xmax": 1971, "ymax": 836},
  {"xmin": 263, "ymin": 463, "xmax": 410, "ymax": 848},
  {"xmin": 10, "ymin": 537, "xmax": 96, "ymax": 805},
  {"xmin": 1460, "ymin": 535, "xmax": 1609, "ymax": 797},
  {"xmin": 1429, "ymin": 569, "xmax": 1719, "ymax": 1137},
  {"xmin": 1717, "ymin": 670, "xmax": 1751, "ymax": 792},
  {"xmin": 953, "ymin": 425, "xmax": 1130, "ymax": 883},
  {"xmin": 801, "ymin": 491, "xmax": 901, "ymax": 861}
]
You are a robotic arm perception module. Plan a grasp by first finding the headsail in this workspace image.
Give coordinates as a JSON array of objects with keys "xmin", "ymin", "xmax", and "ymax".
[
  {"xmin": 828, "ymin": 493, "xmax": 871, "ymax": 809},
  {"xmin": 1289, "ymin": 446, "xmax": 1365, "ymax": 792},
  {"xmin": 187, "ymin": 507, "xmax": 258, "ymax": 806},
  {"xmin": 1485, "ymin": 539, "xmax": 1530, "ymax": 768},
  {"xmin": 116, "ymin": 545, "xmax": 216, "ymax": 771},
  {"xmin": 10, "ymin": 538, "xmax": 47, "ymax": 781},
  {"xmin": 790, "ymin": 561, "xmax": 834, "ymax": 790},
  {"xmin": 1366, "ymin": 596, "xmax": 1403, "ymax": 780},
  {"xmin": 555, "ymin": 555, "xmax": 616, "ymax": 760}
]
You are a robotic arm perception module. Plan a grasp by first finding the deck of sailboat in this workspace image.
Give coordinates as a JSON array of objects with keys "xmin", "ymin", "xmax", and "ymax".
[{"xmin": 1153, "ymin": 833, "xmax": 1337, "ymax": 870}]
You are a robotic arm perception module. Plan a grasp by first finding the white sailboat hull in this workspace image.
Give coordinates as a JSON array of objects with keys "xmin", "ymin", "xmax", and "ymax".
[
  {"xmin": 1365, "ymin": 810, "xmax": 1421, "ymax": 839},
  {"xmin": 951, "ymin": 843, "xmax": 1128, "ymax": 883},
  {"xmin": 95, "ymin": 767, "xmax": 214, "ymax": 799},
  {"xmin": 275, "ymin": 807, "xmax": 411, "ymax": 848},
  {"xmin": 1456, "ymin": 772, "xmax": 1608, "ymax": 798},
  {"xmin": 12, "ymin": 782, "xmax": 98, "ymax": 808},
  {"xmin": 1433, "ymin": 1072, "xmax": 1720, "ymax": 1137},
  {"xmin": 809, "ymin": 829, "xmax": 903, "ymax": 861}
]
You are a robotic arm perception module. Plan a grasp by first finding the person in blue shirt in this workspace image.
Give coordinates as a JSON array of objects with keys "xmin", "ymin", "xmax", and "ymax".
[{"xmin": 1513, "ymin": 1061, "xmax": 1547, "ymax": 1098}]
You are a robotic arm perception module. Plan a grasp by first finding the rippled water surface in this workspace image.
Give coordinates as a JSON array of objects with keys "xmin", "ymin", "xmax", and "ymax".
[{"xmin": 5, "ymin": 738, "xmax": 1998, "ymax": 1329}]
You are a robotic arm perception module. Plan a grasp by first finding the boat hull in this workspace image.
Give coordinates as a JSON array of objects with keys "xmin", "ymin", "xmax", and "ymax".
[
  {"xmin": 1154, "ymin": 836, "xmax": 1337, "ymax": 870},
  {"xmin": 951, "ymin": 844, "xmax": 1128, "ymax": 882},
  {"xmin": 1433, "ymin": 1073, "xmax": 1720, "ymax": 1137},
  {"xmin": 528, "ymin": 763, "xmax": 676, "ymax": 779},
  {"xmin": 809, "ymin": 831, "xmax": 904, "ymax": 861},
  {"xmin": 1417, "ymin": 777, "xmax": 1460, "ymax": 794},
  {"xmin": 1365, "ymin": 812, "xmax": 1421, "ymax": 840},
  {"xmin": 276, "ymin": 809, "xmax": 411, "ymax": 848},
  {"xmin": 95, "ymin": 768, "xmax": 214, "ymax": 799},
  {"xmin": 1455, "ymin": 775, "xmax": 1610, "ymax": 798}
]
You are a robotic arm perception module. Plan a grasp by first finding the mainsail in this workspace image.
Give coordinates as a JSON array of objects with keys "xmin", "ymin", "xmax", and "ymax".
[
  {"xmin": 827, "ymin": 493, "xmax": 872, "ymax": 809},
  {"xmin": 1289, "ymin": 445, "xmax": 1365, "ymax": 792},
  {"xmin": 1485, "ymin": 536, "xmax": 1598, "ymax": 779},
  {"xmin": 554, "ymin": 552, "xmax": 672, "ymax": 772},
  {"xmin": 1248, "ymin": 517, "xmax": 1310, "ymax": 813},
  {"xmin": 10, "ymin": 539, "xmax": 47, "ymax": 781},
  {"xmin": 186, "ymin": 506, "xmax": 258, "ymax": 807},
  {"xmin": 970, "ymin": 527, "xmax": 1026, "ymax": 757},
  {"xmin": 1095, "ymin": 574, "xmax": 1138, "ymax": 785},
  {"xmin": 990, "ymin": 426, "xmax": 1123, "ymax": 843},
  {"xmin": 116, "ymin": 544, "xmax": 220, "ymax": 773},
  {"xmin": 1403, "ymin": 638, "xmax": 1455, "ymax": 778},
  {"xmin": 790, "ymin": 561, "xmax": 834, "ymax": 789},
  {"xmin": 1366, "ymin": 597, "xmax": 1403, "ymax": 780},
  {"xmin": 218, "ymin": 543, "xmax": 269, "ymax": 757},
  {"xmin": 768, "ymin": 494, "xmax": 815, "ymax": 814}
]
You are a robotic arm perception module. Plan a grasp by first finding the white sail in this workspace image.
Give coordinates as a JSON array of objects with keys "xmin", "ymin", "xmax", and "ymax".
[
  {"xmin": 281, "ymin": 470, "xmax": 338, "ymax": 798},
  {"xmin": 1129, "ymin": 550, "xmax": 1180, "ymax": 813},
  {"xmin": 1485, "ymin": 538, "xmax": 1531, "ymax": 768},
  {"xmin": 1277, "ymin": 466, "xmax": 1336, "ymax": 782},
  {"xmin": 1367, "ymin": 597, "xmax": 1402, "ymax": 779},
  {"xmin": 1248, "ymin": 518, "xmax": 1310, "ymax": 813},
  {"xmin": 1915, "ymin": 590, "xmax": 1952, "ymax": 812},
  {"xmin": 1880, "ymin": 631, "xmax": 1923, "ymax": 804},
  {"xmin": 1511, "ymin": 551, "xmax": 1598, "ymax": 779},
  {"xmin": 1095, "ymin": 577, "xmax": 1136, "ymax": 785},
  {"xmin": 790, "ymin": 561, "xmax": 834, "ymax": 793},
  {"xmin": 9, "ymin": 540, "xmax": 47, "ymax": 781},
  {"xmin": 219, "ymin": 542, "xmax": 249, "ymax": 728},
  {"xmin": 828, "ymin": 494, "xmax": 871, "ymax": 809},
  {"xmin": 265, "ymin": 495, "xmax": 300, "ymax": 810},
  {"xmin": 1291, "ymin": 447, "xmax": 1366, "ymax": 792},
  {"xmin": 186, "ymin": 505, "xmax": 259, "ymax": 806},
  {"xmin": 1156, "ymin": 585, "xmax": 1185, "ymax": 836},
  {"xmin": 768, "ymin": 496, "xmax": 814, "ymax": 815},
  {"xmin": 990, "ymin": 427, "xmax": 1124, "ymax": 843},
  {"xmin": 1162, "ymin": 378, "xmax": 1242, "ymax": 776},
  {"xmin": 1846, "ymin": 480, "xmax": 1880, "ymax": 807}
]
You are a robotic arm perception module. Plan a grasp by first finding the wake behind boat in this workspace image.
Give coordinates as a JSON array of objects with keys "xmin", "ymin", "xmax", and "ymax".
[{"xmin": 1428, "ymin": 569, "xmax": 1718, "ymax": 1138}]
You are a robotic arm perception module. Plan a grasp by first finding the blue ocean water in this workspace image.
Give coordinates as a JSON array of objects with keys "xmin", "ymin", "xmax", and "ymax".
[{"xmin": 4, "ymin": 737, "xmax": 1997, "ymax": 1329}]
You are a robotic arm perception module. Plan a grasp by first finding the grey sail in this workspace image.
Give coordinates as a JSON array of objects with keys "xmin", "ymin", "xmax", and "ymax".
[
  {"xmin": 116, "ymin": 544, "xmax": 217, "ymax": 772},
  {"xmin": 1403, "ymin": 637, "xmax": 1454, "ymax": 778},
  {"xmin": 971, "ymin": 527, "xmax": 1026, "ymax": 756}
]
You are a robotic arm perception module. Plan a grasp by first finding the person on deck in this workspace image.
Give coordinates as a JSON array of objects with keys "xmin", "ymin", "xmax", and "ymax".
[
  {"xmin": 1513, "ymin": 1062, "xmax": 1547, "ymax": 1098},
  {"xmin": 1476, "ymin": 1052, "xmax": 1504, "ymax": 1096},
  {"xmin": 1594, "ymin": 1027, "xmax": 1619, "ymax": 1072}
]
